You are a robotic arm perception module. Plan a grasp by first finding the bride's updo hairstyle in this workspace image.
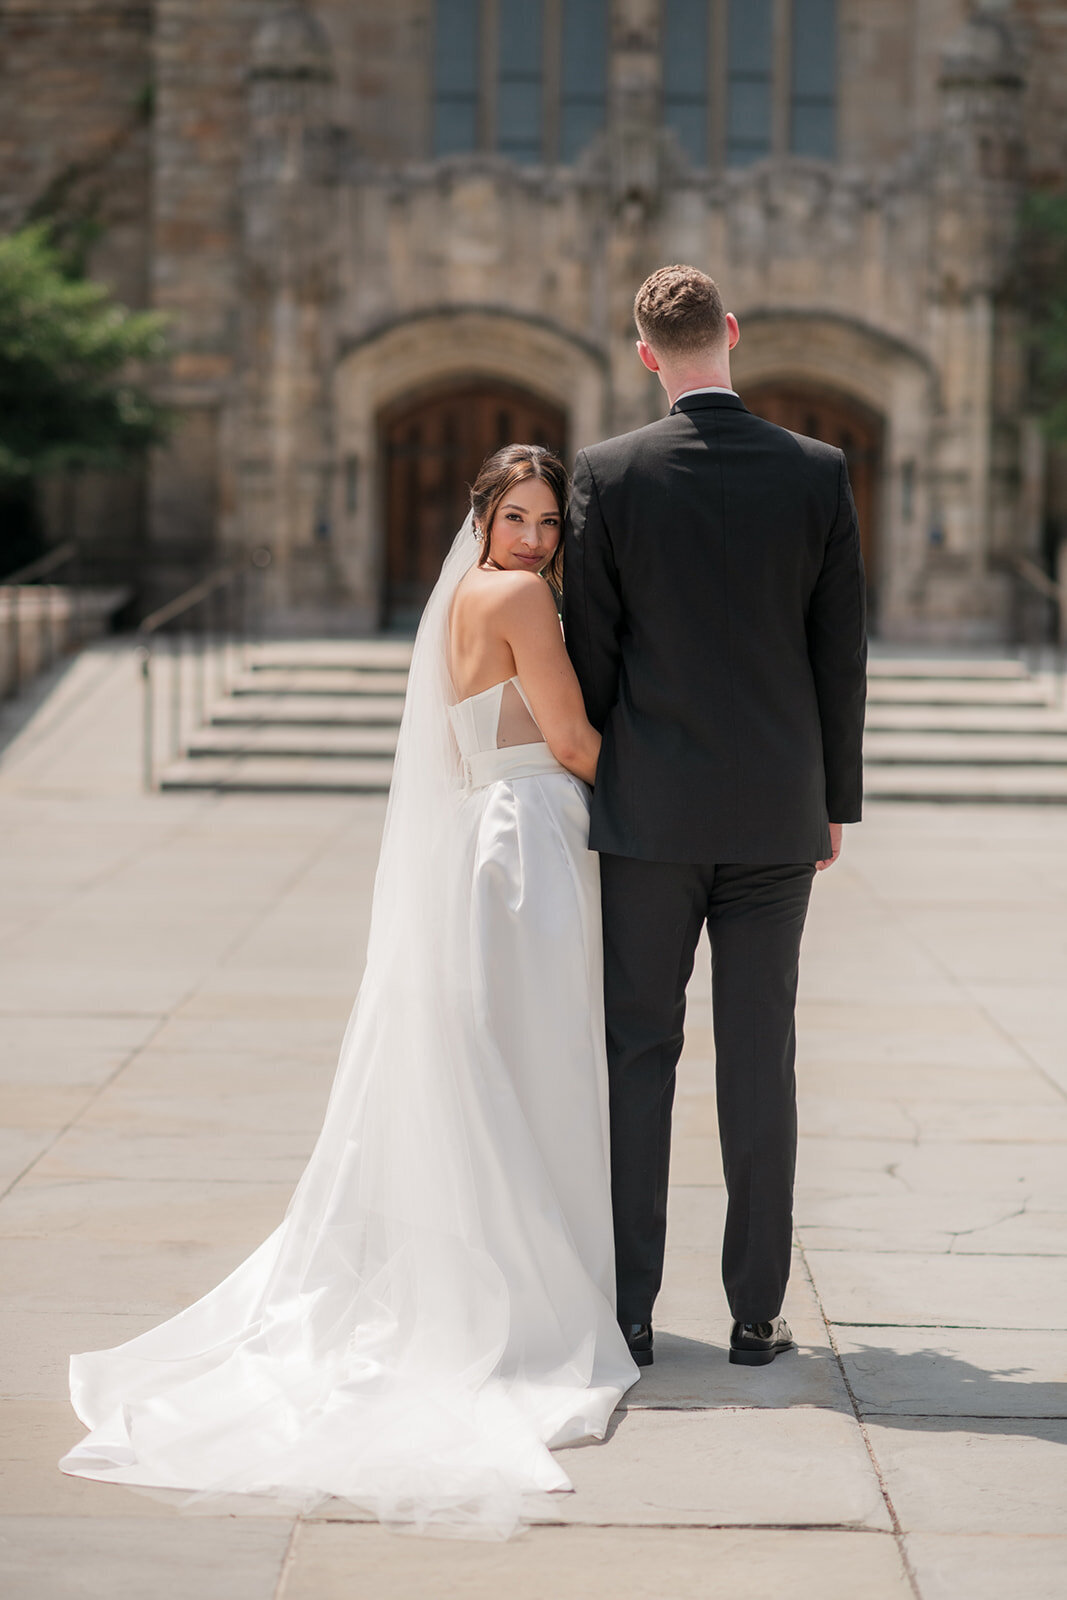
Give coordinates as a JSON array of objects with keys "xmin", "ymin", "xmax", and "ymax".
[{"xmin": 470, "ymin": 443, "xmax": 568, "ymax": 590}]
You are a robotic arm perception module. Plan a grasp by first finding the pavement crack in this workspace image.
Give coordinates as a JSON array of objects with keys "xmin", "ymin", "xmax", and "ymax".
[
  {"xmin": 795, "ymin": 1238, "xmax": 925, "ymax": 1600},
  {"xmin": 946, "ymin": 1196, "xmax": 1030, "ymax": 1253},
  {"xmin": 898, "ymin": 1103, "xmax": 922, "ymax": 1146}
]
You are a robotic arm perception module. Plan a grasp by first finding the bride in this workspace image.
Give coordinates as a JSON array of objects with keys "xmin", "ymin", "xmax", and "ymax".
[{"xmin": 59, "ymin": 443, "xmax": 639, "ymax": 1538}]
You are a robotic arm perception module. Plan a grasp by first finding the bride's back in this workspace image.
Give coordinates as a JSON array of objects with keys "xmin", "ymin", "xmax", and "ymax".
[
  {"xmin": 449, "ymin": 568, "xmax": 546, "ymax": 748},
  {"xmin": 449, "ymin": 567, "xmax": 519, "ymax": 701}
]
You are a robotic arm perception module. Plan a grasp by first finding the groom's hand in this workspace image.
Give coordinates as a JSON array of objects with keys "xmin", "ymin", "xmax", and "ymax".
[{"xmin": 816, "ymin": 823, "xmax": 843, "ymax": 872}]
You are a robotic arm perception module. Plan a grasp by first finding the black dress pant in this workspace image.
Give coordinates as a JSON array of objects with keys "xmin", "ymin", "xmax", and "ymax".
[{"xmin": 600, "ymin": 856, "xmax": 815, "ymax": 1326}]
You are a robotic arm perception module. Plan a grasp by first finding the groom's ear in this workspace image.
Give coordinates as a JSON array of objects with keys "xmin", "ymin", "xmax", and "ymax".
[
  {"xmin": 726, "ymin": 313, "xmax": 740, "ymax": 351},
  {"xmin": 636, "ymin": 340, "xmax": 660, "ymax": 374}
]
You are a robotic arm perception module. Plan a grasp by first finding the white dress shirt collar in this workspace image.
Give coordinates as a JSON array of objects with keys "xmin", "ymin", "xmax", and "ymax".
[{"xmin": 672, "ymin": 385, "xmax": 739, "ymax": 404}]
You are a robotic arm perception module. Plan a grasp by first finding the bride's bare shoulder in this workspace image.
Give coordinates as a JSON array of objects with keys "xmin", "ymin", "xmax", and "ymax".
[
  {"xmin": 491, "ymin": 570, "xmax": 557, "ymax": 620},
  {"xmin": 456, "ymin": 566, "xmax": 553, "ymax": 620}
]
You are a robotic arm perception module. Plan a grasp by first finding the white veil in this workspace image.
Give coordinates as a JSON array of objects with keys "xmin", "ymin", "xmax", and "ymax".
[{"xmin": 63, "ymin": 517, "xmax": 574, "ymax": 1538}]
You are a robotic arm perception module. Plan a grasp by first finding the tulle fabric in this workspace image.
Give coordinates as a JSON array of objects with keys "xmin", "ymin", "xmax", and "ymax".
[{"xmin": 59, "ymin": 517, "xmax": 639, "ymax": 1539}]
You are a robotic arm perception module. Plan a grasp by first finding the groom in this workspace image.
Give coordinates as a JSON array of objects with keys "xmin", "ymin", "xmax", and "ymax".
[{"xmin": 564, "ymin": 265, "xmax": 867, "ymax": 1368}]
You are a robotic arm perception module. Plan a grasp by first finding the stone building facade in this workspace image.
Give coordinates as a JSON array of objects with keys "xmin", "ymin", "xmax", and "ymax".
[{"xmin": 3, "ymin": 0, "xmax": 1065, "ymax": 638}]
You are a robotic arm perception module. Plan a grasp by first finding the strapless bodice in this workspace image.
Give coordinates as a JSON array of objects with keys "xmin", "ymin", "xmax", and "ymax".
[{"xmin": 449, "ymin": 677, "xmax": 568, "ymax": 790}]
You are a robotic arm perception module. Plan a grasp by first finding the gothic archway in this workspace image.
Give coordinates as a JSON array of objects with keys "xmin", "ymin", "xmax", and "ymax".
[
  {"xmin": 731, "ymin": 312, "xmax": 939, "ymax": 636},
  {"xmin": 332, "ymin": 309, "xmax": 608, "ymax": 627},
  {"xmin": 379, "ymin": 379, "xmax": 567, "ymax": 626}
]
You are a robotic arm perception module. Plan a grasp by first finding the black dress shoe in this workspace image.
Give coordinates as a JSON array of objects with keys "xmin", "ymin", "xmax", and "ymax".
[
  {"xmin": 621, "ymin": 1322, "xmax": 653, "ymax": 1367},
  {"xmin": 729, "ymin": 1317, "xmax": 794, "ymax": 1366}
]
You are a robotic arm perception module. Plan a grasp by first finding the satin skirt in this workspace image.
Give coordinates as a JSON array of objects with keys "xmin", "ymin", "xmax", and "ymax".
[{"xmin": 59, "ymin": 769, "xmax": 638, "ymax": 1538}]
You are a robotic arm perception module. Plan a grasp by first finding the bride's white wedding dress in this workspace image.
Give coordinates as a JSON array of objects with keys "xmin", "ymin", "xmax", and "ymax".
[{"xmin": 59, "ymin": 517, "xmax": 638, "ymax": 1539}]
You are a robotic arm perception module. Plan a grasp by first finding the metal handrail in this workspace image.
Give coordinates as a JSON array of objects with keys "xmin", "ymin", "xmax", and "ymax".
[
  {"xmin": 0, "ymin": 540, "xmax": 84, "ymax": 701},
  {"xmin": 997, "ymin": 548, "xmax": 1067, "ymax": 704},
  {"xmin": 139, "ymin": 559, "xmax": 246, "ymax": 637},
  {"xmin": 1006, "ymin": 553, "xmax": 1065, "ymax": 619},
  {"xmin": 2, "ymin": 540, "xmax": 79, "ymax": 586},
  {"xmin": 138, "ymin": 546, "xmax": 272, "ymax": 791}
]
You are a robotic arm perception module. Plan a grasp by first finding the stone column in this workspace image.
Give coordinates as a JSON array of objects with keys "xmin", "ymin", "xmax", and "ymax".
[
  {"xmin": 147, "ymin": 0, "xmax": 261, "ymax": 608},
  {"xmin": 238, "ymin": 1, "xmax": 347, "ymax": 627},
  {"xmin": 604, "ymin": 0, "xmax": 666, "ymax": 436},
  {"xmin": 921, "ymin": 4, "xmax": 1026, "ymax": 641}
]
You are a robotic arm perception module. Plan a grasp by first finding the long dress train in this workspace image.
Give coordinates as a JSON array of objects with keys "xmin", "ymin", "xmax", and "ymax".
[{"xmin": 59, "ymin": 517, "xmax": 639, "ymax": 1539}]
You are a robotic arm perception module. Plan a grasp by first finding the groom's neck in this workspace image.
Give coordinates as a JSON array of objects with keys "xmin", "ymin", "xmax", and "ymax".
[{"xmin": 661, "ymin": 362, "xmax": 734, "ymax": 407}]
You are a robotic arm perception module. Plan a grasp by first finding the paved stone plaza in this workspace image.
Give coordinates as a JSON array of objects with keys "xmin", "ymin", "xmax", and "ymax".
[{"xmin": 1, "ymin": 642, "xmax": 1065, "ymax": 1600}]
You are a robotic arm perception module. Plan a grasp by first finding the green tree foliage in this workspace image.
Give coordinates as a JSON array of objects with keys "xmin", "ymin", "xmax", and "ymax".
[
  {"xmin": 0, "ymin": 223, "xmax": 171, "ymax": 486},
  {"xmin": 1022, "ymin": 191, "xmax": 1067, "ymax": 442}
]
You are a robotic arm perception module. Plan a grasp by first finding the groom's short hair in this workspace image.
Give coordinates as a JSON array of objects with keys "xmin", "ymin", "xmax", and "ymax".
[{"xmin": 634, "ymin": 265, "xmax": 727, "ymax": 357}]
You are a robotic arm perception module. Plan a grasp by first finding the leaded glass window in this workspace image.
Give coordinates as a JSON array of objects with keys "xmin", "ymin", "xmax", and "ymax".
[
  {"xmin": 497, "ymin": 0, "xmax": 543, "ymax": 164},
  {"xmin": 561, "ymin": 0, "xmax": 608, "ymax": 162},
  {"xmin": 660, "ymin": 0, "xmax": 837, "ymax": 169},
  {"xmin": 726, "ymin": 0, "xmax": 773, "ymax": 166},
  {"xmin": 663, "ymin": 0, "xmax": 710, "ymax": 166},
  {"xmin": 431, "ymin": 0, "xmax": 608, "ymax": 164},
  {"xmin": 433, "ymin": 0, "xmax": 480, "ymax": 156},
  {"xmin": 790, "ymin": 0, "xmax": 836, "ymax": 158}
]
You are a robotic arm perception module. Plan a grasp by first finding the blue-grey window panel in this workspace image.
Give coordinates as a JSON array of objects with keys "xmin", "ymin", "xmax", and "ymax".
[
  {"xmin": 663, "ymin": 0, "xmax": 709, "ymax": 165},
  {"xmin": 434, "ymin": 0, "xmax": 480, "ymax": 155},
  {"xmin": 729, "ymin": 0, "xmax": 773, "ymax": 73},
  {"xmin": 791, "ymin": 0, "xmax": 836, "ymax": 157},
  {"xmin": 497, "ymin": 0, "xmax": 544, "ymax": 162},
  {"xmin": 560, "ymin": 0, "xmax": 608, "ymax": 161},
  {"xmin": 727, "ymin": 0, "xmax": 772, "ymax": 165},
  {"xmin": 791, "ymin": 101, "xmax": 834, "ymax": 157}
]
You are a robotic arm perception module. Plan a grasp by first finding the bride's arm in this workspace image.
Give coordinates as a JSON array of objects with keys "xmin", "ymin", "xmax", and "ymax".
[{"xmin": 497, "ymin": 573, "xmax": 602, "ymax": 785}]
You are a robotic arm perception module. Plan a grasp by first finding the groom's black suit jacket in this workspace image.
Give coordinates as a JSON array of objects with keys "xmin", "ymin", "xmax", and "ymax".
[{"xmin": 563, "ymin": 391, "xmax": 867, "ymax": 864}]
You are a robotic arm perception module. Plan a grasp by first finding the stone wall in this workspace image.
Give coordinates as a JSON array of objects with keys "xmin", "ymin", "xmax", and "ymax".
[
  {"xmin": 143, "ymin": 0, "xmax": 268, "ymax": 607},
  {"xmin": 0, "ymin": 1, "xmax": 153, "ymax": 304},
  {"xmin": 2, "ymin": 0, "xmax": 1064, "ymax": 639}
]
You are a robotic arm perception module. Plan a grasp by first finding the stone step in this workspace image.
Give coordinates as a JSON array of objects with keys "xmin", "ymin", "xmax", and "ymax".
[
  {"xmin": 866, "ymin": 678, "xmax": 1053, "ymax": 708},
  {"xmin": 209, "ymin": 694, "xmax": 404, "ymax": 732},
  {"xmin": 862, "ymin": 764, "xmax": 1067, "ymax": 803},
  {"xmin": 159, "ymin": 755, "xmax": 395, "ymax": 793},
  {"xmin": 865, "ymin": 657, "xmax": 1030, "ymax": 680},
  {"xmin": 164, "ymin": 645, "xmax": 1067, "ymax": 799},
  {"xmin": 248, "ymin": 639, "xmax": 414, "ymax": 670},
  {"xmin": 162, "ymin": 755, "xmax": 1067, "ymax": 799},
  {"xmin": 187, "ymin": 725, "xmax": 400, "ymax": 759},
  {"xmin": 865, "ymin": 704, "xmax": 1067, "ymax": 734},
  {"xmin": 231, "ymin": 669, "xmax": 410, "ymax": 697},
  {"xmin": 211, "ymin": 694, "xmax": 404, "ymax": 726},
  {"xmin": 863, "ymin": 732, "xmax": 1067, "ymax": 766}
]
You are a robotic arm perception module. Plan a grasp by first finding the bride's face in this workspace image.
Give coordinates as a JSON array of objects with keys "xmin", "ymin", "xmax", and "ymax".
[{"xmin": 484, "ymin": 477, "xmax": 562, "ymax": 574}]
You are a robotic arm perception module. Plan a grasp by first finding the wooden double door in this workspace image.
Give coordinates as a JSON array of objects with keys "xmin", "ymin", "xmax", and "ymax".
[
  {"xmin": 744, "ymin": 383, "xmax": 883, "ymax": 595},
  {"xmin": 381, "ymin": 381, "xmax": 568, "ymax": 627}
]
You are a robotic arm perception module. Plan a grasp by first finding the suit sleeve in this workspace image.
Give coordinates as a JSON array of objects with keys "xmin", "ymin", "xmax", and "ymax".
[
  {"xmin": 563, "ymin": 448, "xmax": 624, "ymax": 733},
  {"xmin": 807, "ymin": 451, "xmax": 868, "ymax": 823}
]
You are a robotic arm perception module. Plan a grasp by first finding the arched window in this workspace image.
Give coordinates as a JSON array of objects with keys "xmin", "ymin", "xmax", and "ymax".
[
  {"xmin": 663, "ymin": 0, "xmax": 710, "ymax": 167},
  {"xmin": 790, "ymin": 0, "xmax": 837, "ymax": 159},
  {"xmin": 661, "ymin": 0, "xmax": 837, "ymax": 169},
  {"xmin": 561, "ymin": 0, "xmax": 609, "ymax": 162},
  {"xmin": 727, "ymin": 0, "xmax": 773, "ymax": 166},
  {"xmin": 434, "ymin": 0, "xmax": 480, "ymax": 156},
  {"xmin": 497, "ymin": 1, "xmax": 543, "ymax": 164},
  {"xmin": 432, "ymin": 0, "xmax": 608, "ymax": 164}
]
